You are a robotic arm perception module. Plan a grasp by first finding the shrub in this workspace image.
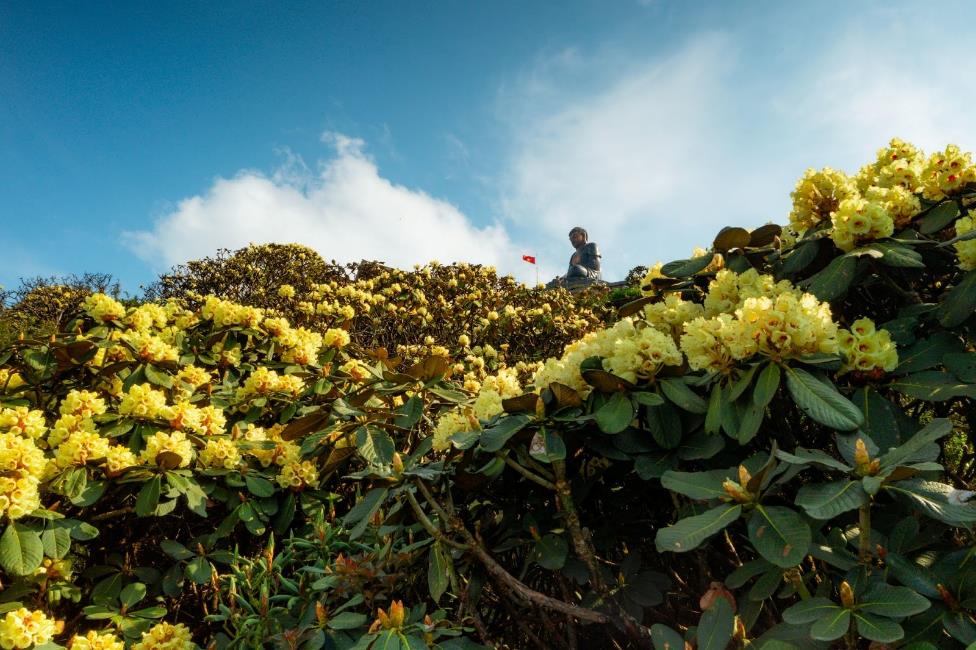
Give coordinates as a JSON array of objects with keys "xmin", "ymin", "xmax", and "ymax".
[{"xmin": 1, "ymin": 138, "xmax": 975, "ymax": 649}]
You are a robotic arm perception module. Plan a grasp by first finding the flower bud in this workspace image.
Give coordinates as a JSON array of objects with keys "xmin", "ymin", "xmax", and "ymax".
[{"xmin": 839, "ymin": 580, "xmax": 855, "ymax": 608}]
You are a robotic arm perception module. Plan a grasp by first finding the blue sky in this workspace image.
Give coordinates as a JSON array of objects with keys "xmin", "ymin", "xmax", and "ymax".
[{"xmin": 3, "ymin": 1, "xmax": 975, "ymax": 293}]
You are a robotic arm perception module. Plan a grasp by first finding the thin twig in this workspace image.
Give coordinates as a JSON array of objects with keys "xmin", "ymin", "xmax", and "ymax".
[{"xmin": 498, "ymin": 453, "xmax": 557, "ymax": 489}]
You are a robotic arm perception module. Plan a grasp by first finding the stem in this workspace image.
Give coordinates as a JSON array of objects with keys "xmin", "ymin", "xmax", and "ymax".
[
  {"xmin": 405, "ymin": 490, "xmax": 468, "ymax": 550},
  {"xmin": 498, "ymin": 453, "xmax": 556, "ymax": 490},
  {"xmin": 858, "ymin": 502, "xmax": 872, "ymax": 566},
  {"xmin": 412, "ymin": 479, "xmax": 608, "ymax": 624}
]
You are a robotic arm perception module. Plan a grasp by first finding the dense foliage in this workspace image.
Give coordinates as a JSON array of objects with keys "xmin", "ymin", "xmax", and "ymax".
[{"xmin": 2, "ymin": 138, "xmax": 976, "ymax": 649}]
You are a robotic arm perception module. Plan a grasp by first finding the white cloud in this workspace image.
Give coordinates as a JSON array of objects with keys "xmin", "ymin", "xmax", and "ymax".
[
  {"xmin": 125, "ymin": 133, "xmax": 526, "ymax": 280},
  {"xmin": 499, "ymin": 10, "xmax": 976, "ymax": 282}
]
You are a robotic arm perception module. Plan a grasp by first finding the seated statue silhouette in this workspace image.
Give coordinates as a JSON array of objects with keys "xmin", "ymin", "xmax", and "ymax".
[{"xmin": 547, "ymin": 227, "xmax": 602, "ymax": 289}]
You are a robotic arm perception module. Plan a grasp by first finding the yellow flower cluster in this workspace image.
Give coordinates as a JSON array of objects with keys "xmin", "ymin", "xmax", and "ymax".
[
  {"xmin": 533, "ymin": 317, "xmax": 684, "ymax": 393},
  {"xmin": 103, "ymin": 445, "xmax": 138, "ymax": 476},
  {"xmin": 60, "ymin": 390, "xmax": 107, "ymax": 419},
  {"xmin": 639, "ymin": 262, "xmax": 665, "ymax": 296},
  {"xmin": 703, "ymin": 269, "xmax": 793, "ymax": 319},
  {"xmin": 954, "ymin": 215, "xmax": 976, "ymax": 271},
  {"xmin": 201, "ymin": 296, "xmax": 264, "ymax": 329},
  {"xmin": 53, "ymin": 430, "xmax": 111, "ymax": 468},
  {"xmin": 788, "ymin": 140, "xmax": 976, "ymax": 253},
  {"xmin": 642, "ymin": 293, "xmax": 705, "ymax": 337},
  {"xmin": 276, "ymin": 459, "xmax": 319, "ymax": 490},
  {"xmin": 921, "ymin": 145, "xmax": 976, "ymax": 201},
  {"xmin": 830, "ymin": 197, "xmax": 894, "ymax": 252},
  {"xmin": 788, "ymin": 167, "xmax": 858, "ymax": 233},
  {"xmin": 277, "ymin": 284, "xmax": 296, "ymax": 298},
  {"xmin": 0, "ymin": 608, "xmax": 58, "ymax": 649},
  {"xmin": 0, "ymin": 406, "xmax": 47, "ymax": 439},
  {"xmin": 141, "ymin": 430, "xmax": 194, "ymax": 468},
  {"xmin": 0, "ymin": 369, "xmax": 25, "ymax": 392},
  {"xmin": 126, "ymin": 303, "xmax": 169, "ymax": 331},
  {"xmin": 83, "ymin": 293, "xmax": 126, "ymax": 323},
  {"xmin": 855, "ymin": 138, "xmax": 924, "ymax": 192},
  {"xmin": 0, "ymin": 431, "xmax": 46, "ymax": 518},
  {"xmin": 471, "ymin": 367, "xmax": 523, "ymax": 420},
  {"xmin": 432, "ymin": 409, "xmax": 480, "ymax": 452},
  {"xmin": 681, "ymin": 272, "xmax": 837, "ymax": 372},
  {"xmin": 235, "ymin": 367, "xmax": 304, "ymax": 401},
  {"xmin": 131, "ymin": 621, "xmax": 194, "ymax": 650},
  {"xmin": 121, "ymin": 330, "xmax": 179, "ymax": 364},
  {"xmin": 67, "ymin": 630, "xmax": 126, "ymax": 650},
  {"xmin": 243, "ymin": 425, "xmax": 299, "ymax": 468},
  {"xmin": 119, "ymin": 384, "xmax": 169, "ymax": 420},
  {"xmin": 323, "ymin": 328, "xmax": 351, "ymax": 349},
  {"xmin": 198, "ymin": 438, "xmax": 241, "ymax": 470},
  {"xmin": 838, "ymin": 318, "xmax": 898, "ymax": 374}
]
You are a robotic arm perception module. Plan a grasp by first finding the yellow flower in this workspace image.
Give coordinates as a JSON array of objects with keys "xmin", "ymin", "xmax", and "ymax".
[
  {"xmin": 277, "ymin": 284, "xmax": 296, "ymax": 298},
  {"xmin": 53, "ymin": 430, "xmax": 111, "ymax": 468},
  {"xmin": 0, "ymin": 407, "xmax": 47, "ymax": 439},
  {"xmin": 119, "ymin": 384, "xmax": 168, "ymax": 420},
  {"xmin": 131, "ymin": 621, "xmax": 194, "ymax": 650},
  {"xmin": 0, "ymin": 608, "xmax": 58, "ymax": 649},
  {"xmin": 954, "ymin": 215, "xmax": 976, "ymax": 271},
  {"xmin": 59, "ymin": 390, "xmax": 107, "ymax": 418},
  {"xmin": 103, "ymin": 445, "xmax": 139, "ymax": 476},
  {"xmin": 83, "ymin": 293, "xmax": 126, "ymax": 323},
  {"xmin": 276, "ymin": 460, "xmax": 319, "ymax": 490},
  {"xmin": 921, "ymin": 144, "xmax": 976, "ymax": 201},
  {"xmin": 140, "ymin": 431, "xmax": 194, "ymax": 468},
  {"xmin": 830, "ymin": 197, "xmax": 893, "ymax": 251},
  {"xmin": 68, "ymin": 630, "xmax": 126, "ymax": 650},
  {"xmin": 198, "ymin": 438, "xmax": 241, "ymax": 470},
  {"xmin": 789, "ymin": 167, "xmax": 858, "ymax": 233}
]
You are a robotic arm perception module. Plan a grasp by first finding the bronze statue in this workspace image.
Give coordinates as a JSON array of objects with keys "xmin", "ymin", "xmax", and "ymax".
[{"xmin": 547, "ymin": 227, "xmax": 602, "ymax": 289}]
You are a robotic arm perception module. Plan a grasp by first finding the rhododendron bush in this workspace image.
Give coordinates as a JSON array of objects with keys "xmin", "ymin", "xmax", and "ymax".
[{"xmin": 1, "ymin": 139, "xmax": 976, "ymax": 649}]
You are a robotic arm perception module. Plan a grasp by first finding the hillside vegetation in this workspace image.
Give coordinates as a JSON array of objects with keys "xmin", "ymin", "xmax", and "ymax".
[{"xmin": 1, "ymin": 139, "xmax": 975, "ymax": 649}]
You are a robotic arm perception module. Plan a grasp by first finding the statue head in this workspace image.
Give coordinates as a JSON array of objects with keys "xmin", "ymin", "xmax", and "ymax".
[{"xmin": 569, "ymin": 227, "xmax": 588, "ymax": 248}]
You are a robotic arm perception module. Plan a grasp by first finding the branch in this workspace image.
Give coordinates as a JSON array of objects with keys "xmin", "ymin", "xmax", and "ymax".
[
  {"xmin": 405, "ymin": 489, "xmax": 469, "ymax": 550},
  {"xmin": 498, "ymin": 453, "xmax": 556, "ymax": 490}
]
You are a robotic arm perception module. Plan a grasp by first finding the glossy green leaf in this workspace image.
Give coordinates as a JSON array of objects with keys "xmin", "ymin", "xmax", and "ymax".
[
  {"xmin": 428, "ymin": 542, "xmax": 450, "ymax": 604},
  {"xmin": 795, "ymin": 480, "xmax": 868, "ymax": 520},
  {"xmin": 784, "ymin": 366, "xmax": 863, "ymax": 430},
  {"xmin": 594, "ymin": 392, "xmax": 636, "ymax": 434},
  {"xmin": 938, "ymin": 270, "xmax": 976, "ymax": 328},
  {"xmin": 697, "ymin": 597, "xmax": 734, "ymax": 650},
  {"xmin": 806, "ymin": 255, "xmax": 857, "ymax": 301},
  {"xmin": 660, "ymin": 378, "xmax": 708, "ymax": 414},
  {"xmin": 858, "ymin": 583, "xmax": 931, "ymax": 618},
  {"xmin": 748, "ymin": 505, "xmax": 811, "ymax": 567},
  {"xmin": 135, "ymin": 476, "xmax": 162, "ymax": 517},
  {"xmin": 853, "ymin": 612, "xmax": 904, "ymax": 643},
  {"xmin": 479, "ymin": 414, "xmax": 532, "ymax": 451},
  {"xmin": 650, "ymin": 624, "xmax": 685, "ymax": 650},
  {"xmin": 753, "ymin": 363, "xmax": 781, "ymax": 408},
  {"xmin": 655, "ymin": 504, "xmax": 742, "ymax": 554},
  {"xmin": 661, "ymin": 468, "xmax": 736, "ymax": 500},
  {"xmin": 0, "ymin": 523, "xmax": 43, "ymax": 576},
  {"xmin": 809, "ymin": 607, "xmax": 851, "ymax": 641}
]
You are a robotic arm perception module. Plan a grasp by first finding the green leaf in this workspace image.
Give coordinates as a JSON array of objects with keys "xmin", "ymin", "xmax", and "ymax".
[
  {"xmin": 894, "ymin": 332, "xmax": 964, "ymax": 375},
  {"xmin": 754, "ymin": 363, "xmax": 781, "ymax": 408},
  {"xmin": 775, "ymin": 447, "xmax": 852, "ymax": 472},
  {"xmin": 705, "ymin": 383, "xmax": 725, "ymax": 435},
  {"xmin": 594, "ymin": 392, "xmax": 636, "ymax": 434},
  {"xmin": 633, "ymin": 391, "xmax": 664, "ymax": 407},
  {"xmin": 889, "ymin": 370, "xmax": 976, "ymax": 401},
  {"xmin": 245, "ymin": 475, "xmax": 275, "ymax": 498},
  {"xmin": 647, "ymin": 402, "xmax": 682, "ymax": 449},
  {"xmin": 661, "ymin": 255, "xmax": 713, "ymax": 278},
  {"xmin": 697, "ymin": 597, "xmax": 734, "ymax": 650},
  {"xmin": 0, "ymin": 523, "xmax": 43, "ymax": 576},
  {"xmin": 327, "ymin": 611, "xmax": 368, "ymax": 630},
  {"xmin": 135, "ymin": 476, "xmax": 162, "ymax": 517},
  {"xmin": 853, "ymin": 612, "xmax": 904, "ymax": 643},
  {"xmin": 427, "ymin": 542, "xmax": 450, "ymax": 604},
  {"xmin": 747, "ymin": 505, "xmax": 811, "ymax": 568},
  {"xmin": 806, "ymin": 255, "xmax": 857, "ymax": 301},
  {"xmin": 879, "ymin": 418, "xmax": 952, "ymax": 470},
  {"xmin": 160, "ymin": 539, "xmax": 194, "ymax": 561},
  {"xmin": 144, "ymin": 364, "xmax": 173, "ymax": 388},
  {"xmin": 858, "ymin": 583, "xmax": 931, "ymax": 618},
  {"xmin": 533, "ymin": 533, "xmax": 568, "ymax": 570},
  {"xmin": 809, "ymin": 607, "xmax": 851, "ymax": 641},
  {"xmin": 939, "ymin": 270, "xmax": 976, "ymax": 328},
  {"xmin": 479, "ymin": 414, "xmax": 531, "ymax": 452},
  {"xmin": 357, "ymin": 426, "xmax": 395, "ymax": 465},
  {"xmin": 867, "ymin": 241, "xmax": 925, "ymax": 268},
  {"xmin": 795, "ymin": 480, "xmax": 868, "ymax": 520},
  {"xmin": 650, "ymin": 624, "xmax": 685, "ymax": 650},
  {"xmin": 41, "ymin": 525, "xmax": 71, "ymax": 560},
  {"xmin": 660, "ymin": 378, "xmax": 708, "ymax": 414},
  {"xmin": 780, "ymin": 239, "xmax": 821, "ymax": 275},
  {"xmin": 883, "ymin": 480, "xmax": 976, "ymax": 525},
  {"xmin": 853, "ymin": 387, "xmax": 902, "ymax": 450},
  {"xmin": 883, "ymin": 553, "xmax": 940, "ymax": 598},
  {"xmin": 342, "ymin": 487, "xmax": 388, "ymax": 541},
  {"xmin": 782, "ymin": 597, "xmax": 840, "ymax": 624},
  {"xmin": 119, "ymin": 582, "xmax": 147, "ymax": 609},
  {"xmin": 185, "ymin": 556, "xmax": 212, "ymax": 584},
  {"xmin": 918, "ymin": 200, "xmax": 959, "ymax": 234},
  {"xmin": 661, "ymin": 468, "xmax": 735, "ymax": 500},
  {"xmin": 737, "ymin": 402, "xmax": 765, "ymax": 445},
  {"xmin": 945, "ymin": 351, "xmax": 976, "ymax": 382},
  {"xmin": 393, "ymin": 395, "xmax": 423, "ymax": 430},
  {"xmin": 655, "ymin": 504, "xmax": 742, "ymax": 554},
  {"xmin": 784, "ymin": 366, "xmax": 863, "ymax": 430}
]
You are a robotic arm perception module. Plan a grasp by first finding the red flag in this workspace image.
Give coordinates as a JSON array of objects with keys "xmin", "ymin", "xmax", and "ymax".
[{"xmin": 522, "ymin": 255, "xmax": 536, "ymax": 264}]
